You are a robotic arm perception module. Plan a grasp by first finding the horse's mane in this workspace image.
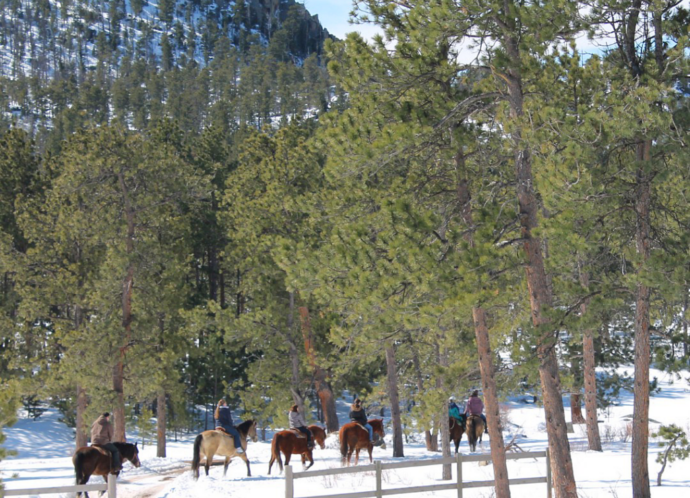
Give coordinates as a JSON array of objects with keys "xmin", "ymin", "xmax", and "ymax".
[
  {"xmin": 367, "ymin": 419, "xmax": 384, "ymax": 432},
  {"xmin": 235, "ymin": 419, "xmax": 255, "ymax": 435},
  {"xmin": 113, "ymin": 441, "xmax": 137, "ymax": 457}
]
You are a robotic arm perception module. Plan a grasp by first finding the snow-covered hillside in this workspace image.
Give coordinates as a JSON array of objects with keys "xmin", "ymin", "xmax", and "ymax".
[
  {"xmin": 2, "ymin": 367, "xmax": 690, "ymax": 497},
  {"xmin": 0, "ymin": 0, "xmax": 329, "ymax": 78}
]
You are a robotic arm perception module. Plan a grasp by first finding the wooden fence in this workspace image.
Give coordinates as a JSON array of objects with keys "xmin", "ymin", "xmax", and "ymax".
[
  {"xmin": 2, "ymin": 473, "xmax": 116, "ymax": 497},
  {"xmin": 285, "ymin": 450, "xmax": 551, "ymax": 498}
]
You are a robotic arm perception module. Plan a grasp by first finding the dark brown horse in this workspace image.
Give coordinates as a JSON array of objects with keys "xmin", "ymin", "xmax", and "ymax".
[
  {"xmin": 191, "ymin": 419, "xmax": 258, "ymax": 479},
  {"xmin": 268, "ymin": 424, "xmax": 327, "ymax": 474},
  {"xmin": 339, "ymin": 419, "xmax": 386, "ymax": 466},
  {"xmin": 449, "ymin": 416, "xmax": 467, "ymax": 454},
  {"xmin": 465, "ymin": 415, "xmax": 485, "ymax": 452},
  {"xmin": 73, "ymin": 442, "xmax": 141, "ymax": 497}
]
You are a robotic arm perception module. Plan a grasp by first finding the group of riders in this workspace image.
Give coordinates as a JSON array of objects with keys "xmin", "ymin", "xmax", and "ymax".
[
  {"xmin": 90, "ymin": 390, "xmax": 487, "ymax": 474},
  {"xmin": 449, "ymin": 390, "xmax": 488, "ymax": 431}
]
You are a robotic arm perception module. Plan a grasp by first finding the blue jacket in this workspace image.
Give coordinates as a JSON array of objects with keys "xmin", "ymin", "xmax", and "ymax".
[{"xmin": 215, "ymin": 405, "xmax": 234, "ymax": 431}]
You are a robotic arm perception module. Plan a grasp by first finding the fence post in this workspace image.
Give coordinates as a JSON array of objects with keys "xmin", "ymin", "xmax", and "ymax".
[
  {"xmin": 107, "ymin": 472, "xmax": 116, "ymax": 498},
  {"xmin": 546, "ymin": 448, "xmax": 552, "ymax": 498},
  {"xmin": 285, "ymin": 465, "xmax": 294, "ymax": 498},
  {"xmin": 456, "ymin": 453, "xmax": 463, "ymax": 498},
  {"xmin": 375, "ymin": 460, "xmax": 382, "ymax": 498}
]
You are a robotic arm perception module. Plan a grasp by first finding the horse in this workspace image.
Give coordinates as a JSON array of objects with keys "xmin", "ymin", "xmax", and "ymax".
[
  {"xmin": 465, "ymin": 414, "xmax": 485, "ymax": 452},
  {"xmin": 191, "ymin": 419, "xmax": 258, "ymax": 479},
  {"xmin": 268, "ymin": 424, "xmax": 327, "ymax": 474},
  {"xmin": 449, "ymin": 416, "xmax": 466, "ymax": 454},
  {"xmin": 339, "ymin": 419, "xmax": 386, "ymax": 466},
  {"xmin": 72, "ymin": 441, "xmax": 141, "ymax": 497}
]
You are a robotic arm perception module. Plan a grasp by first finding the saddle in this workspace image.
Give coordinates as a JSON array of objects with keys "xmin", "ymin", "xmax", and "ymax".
[
  {"xmin": 290, "ymin": 428, "xmax": 306, "ymax": 438},
  {"xmin": 215, "ymin": 426, "xmax": 231, "ymax": 435}
]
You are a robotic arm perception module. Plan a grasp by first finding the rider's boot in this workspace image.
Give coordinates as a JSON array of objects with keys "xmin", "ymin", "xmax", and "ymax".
[{"xmin": 111, "ymin": 451, "xmax": 122, "ymax": 473}]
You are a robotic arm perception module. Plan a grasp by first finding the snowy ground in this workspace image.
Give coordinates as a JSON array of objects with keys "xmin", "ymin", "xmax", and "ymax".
[{"xmin": 2, "ymin": 366, "xmax": 690, "ymax": 497}]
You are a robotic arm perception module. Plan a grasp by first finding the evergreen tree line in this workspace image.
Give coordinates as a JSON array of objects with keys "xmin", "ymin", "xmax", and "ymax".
[{"xmin": 1, "ymin": 2, "xmax": 689, "ymax": 498}]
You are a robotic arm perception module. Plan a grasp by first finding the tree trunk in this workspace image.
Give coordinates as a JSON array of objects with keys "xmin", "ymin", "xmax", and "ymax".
[
  {"xmin": 76, "ymin": 383, "xmax": 88, "ymax": 449},
  {"xmin": 157, "ymin": 391, "xmax": 166, "ymax": 457},
  {"xmin": 570, "ymin": 393, "xmax": 585, "ymax": 425},
  {"xmin": 439, "ymin": 348, "xmax": 451, "ymax": 480},
  {"xmin": 583, "ymin": 330, "xmax": 602, "ymax": 450},
  {"xmin": 75, "ymin": 305, "xmax": 88, "ymax": 450},
  {"xmin": 409, "ymin": 339, "xmax": 434, "ymax": 450},
  {"xmin": 113, "ymin": 361, "xmax": 126, "ymax": 442},
  {"xmin": 385, "ymin": 344, "xmax": 404, "ymax": 457},
  {"xmin": 429, "ymin": 424, "xmax": 439, "ymax": 451},
  {"xmin": 298, "ymin": 306, "xmax": 339, "ymax": 432},
  {"xmin": 114, "ymin": 170, "xmax": 135, "ymax": 443},
  {"xmin": 503, "ymin": 30, "xmax": 577, "ymax": 497},
  {"xmin": 287, "ymin": 292, "xmax": 304, "ymax": 411},
  {"xmin": 579, "ymin": 268, "xmax": 602, "ymax": 449},
  {"xmin": 569, "ymin": 353, "xmax": 585, "ymax": 425},
  {"xmin": 456, "ymin": 152, "xmax": 511, "ymax": 496},
  {"xmin": 473, "ymin": 308, "xmax": 511, "ymax": 497},
  {"xmin": 632, "ymin": 142, "xmax": 652, "ymax": 498}
]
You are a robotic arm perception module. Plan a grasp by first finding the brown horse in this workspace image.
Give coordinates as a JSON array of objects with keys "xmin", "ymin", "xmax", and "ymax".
[
  {"xmin": 339, "ymin": 419, "xmax": 386, "ymax": 466},
  {"xmin": 73, "ymin": 442, "xmax": 141, "ymax": 497},
  {"xmin": 191, "ymin": 419, "xmax": 258, "ymax": 479},
  {"xmin": 449, "ymin": 416, "xmax": 467, "ymax": 454},
  {"xmin": 268, "ymin": 425, "xmax": 327, "ymax": 474},
  {"xmin": 465, "ymin": 415, "xmax": 484, "ymax": 452}
]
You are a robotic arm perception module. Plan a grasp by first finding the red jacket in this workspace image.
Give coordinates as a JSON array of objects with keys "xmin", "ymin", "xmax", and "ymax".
[{"xmin": 465, "ymin": 396, "xmax": 484, "ymax": 416}]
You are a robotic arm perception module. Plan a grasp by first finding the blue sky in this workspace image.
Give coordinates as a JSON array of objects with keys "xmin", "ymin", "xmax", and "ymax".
[{"xmin": 302, "ymin": 0, "xmax": 381, "ymax": 41}]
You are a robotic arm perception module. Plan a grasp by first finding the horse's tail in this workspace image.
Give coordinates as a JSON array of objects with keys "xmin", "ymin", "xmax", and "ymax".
[
  {"xmin": 467, "ymin": 416, "xmax": 476, "ymax": 446},
  {"xmin": 191, "ymin": 434, "xmax": 203, "ymax": 478},
  {"xmin": 73, "ymin": 451, "xmax": 86, "ymax": 484},
  {"xmin": 339, "ymin": 428, "xmax": 348, "ymax": 458},
  {"xmin": 271, "ymin": 433, "xmax": 283, "ymax": 467}
]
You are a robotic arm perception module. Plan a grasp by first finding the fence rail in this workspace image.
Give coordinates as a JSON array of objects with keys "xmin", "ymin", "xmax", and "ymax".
[
  {"xmin": 285, "ymin": 450, "xmax": 551, "ymax": 498},
  {"xmin": 2, "ymin": 473, "xmax": 116, "ymax": 497}
]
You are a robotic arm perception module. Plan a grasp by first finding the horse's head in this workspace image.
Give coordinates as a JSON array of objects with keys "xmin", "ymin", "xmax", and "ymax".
[
  {"xmin": 309, "ymin": 425, "xmax": 327, "ymax": 449},
  {"xmin": 238, "ymin": 419, "xmax": 259, "ymax": 443},
  {"xmin": 367, "ymin": 419, "xmax": 386, "ymax": 449},
  {"xmin": 116, "ymin": 442, "xmax": 141, "ymax": 468},
  {"xmin": 368, "ymin": 419, "xmax": 385, "ymax": 438},
  {"xmin": 248, "ymin": 420, "xmax": 258, "ymax": 442}
]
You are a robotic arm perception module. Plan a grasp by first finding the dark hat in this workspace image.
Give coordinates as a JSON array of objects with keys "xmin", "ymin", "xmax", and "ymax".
[{"xmin": 103, "ymin": 412, "xmax": 110, "ymax": 417}]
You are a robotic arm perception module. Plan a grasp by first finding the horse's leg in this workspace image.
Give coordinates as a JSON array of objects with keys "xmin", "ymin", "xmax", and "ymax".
[
  {"xmin": 354, "ymin": 448, "xmax": 360, "ymax": 465},
  {"xmin": 205, "ymin": 454, "xmax": 212, "ymax": 476},
  {"xmin": 284, "ymin": 451, "xmax": 292, "ymax": 467},
  {"xmin": 239, "ymin": 452, "xmax": 251, "ymax": 477},
  {"xmin": 306, "ymin": 450, "xmax": 314, "ymax": 470},
  {"xmin": 368, "ymin": 445, "xmax": 373, "ymax": 464},
  {"xmin": 347, "ymin": 446, "xmax": 354, "ymax": 467},
  {"xmin": 268, "ymin": 453, "xmax": 275, "ymax": 475},
  {"xmin": 223, "ymin": 457, "xmax": 230, "ymax": 477}
]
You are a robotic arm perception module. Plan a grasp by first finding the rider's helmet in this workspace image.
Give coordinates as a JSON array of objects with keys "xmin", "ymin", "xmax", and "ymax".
[{"xmin": 448, "ymin": 396, "xmax": 455, "ymax": 402}]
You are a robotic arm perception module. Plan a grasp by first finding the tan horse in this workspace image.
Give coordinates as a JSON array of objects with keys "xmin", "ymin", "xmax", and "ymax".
[
  {"xmin": 339, "ymin": 419, "xmax": 386, "ymax": 466},
  {"xmin": 465, "ymin": 415, "xmax": 484, "ymax": 452},
  {"xmin": 191, "ymin": 419, "xmax": 258, "ymax": 479},
  {"xmin": 268, "ymin": 425, "xmax": 327, "ymax": 474}
]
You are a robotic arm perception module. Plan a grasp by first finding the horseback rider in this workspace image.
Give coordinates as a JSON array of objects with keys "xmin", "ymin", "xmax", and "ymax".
[
  {"xmin": 464, "ymin": 390, "xmax": 488, "ymax": 430},
  {"xmin": 448, "ymin": 396, "xmax": 465, "ymax": 424},
  {"xmin": 214, "ymin": 399, "xmax": 244, "ymax": 454},
  {"xmin": 350, "ymin": 399, "xmax": 381, "ymax": 446},
  {"xmin": 90, "ymin": 412, "xmax": 121, "ymax": 473},
  {"xmin": 288, "ymin": 404, "xmax": 314, "ymax": 450}
]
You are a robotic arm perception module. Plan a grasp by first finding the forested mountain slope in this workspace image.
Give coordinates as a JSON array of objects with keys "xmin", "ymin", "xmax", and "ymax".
[{"xmin": 0, "ymin": 0, "xmax": 336, "ymax": 143}]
